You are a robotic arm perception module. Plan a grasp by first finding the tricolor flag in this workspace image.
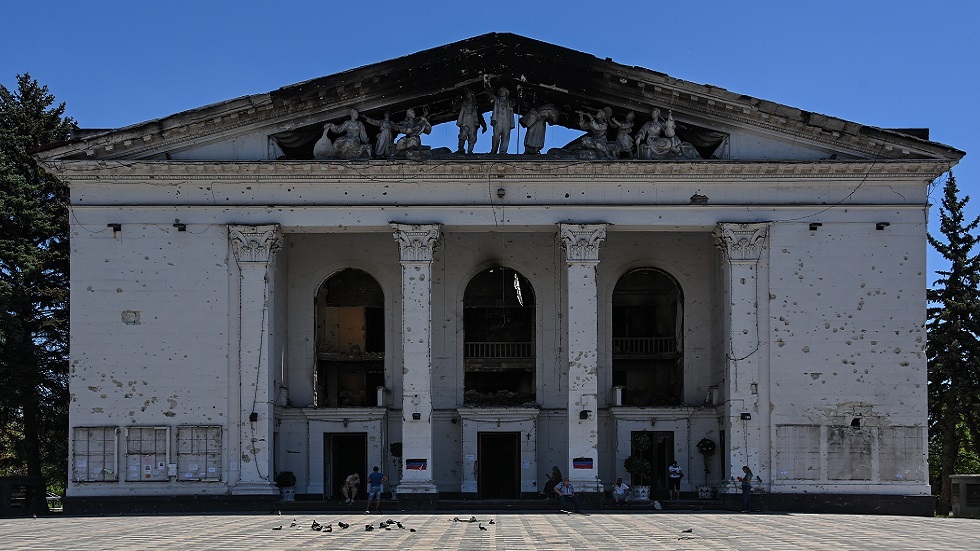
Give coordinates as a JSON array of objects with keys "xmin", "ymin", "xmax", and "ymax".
[
  {"xmin": 572, "ymin": 457, "xmax": 593, "ymax": 469},
  {"xmin": 405, "ymin": 458, "xmax": 427, "ymax": 471}
]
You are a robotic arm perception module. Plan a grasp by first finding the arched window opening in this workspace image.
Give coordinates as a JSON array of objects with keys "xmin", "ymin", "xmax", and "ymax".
[
  {"xmin": 463, "ymin": 267, "xmax": 536, "ymax": 406},
  {"xmin": 315, "ymin": 269, "xmax": 384, "ymax": 407},
  {"xmin": 612, "ymin": 269, "xmax": 683, "ymax": 406}
]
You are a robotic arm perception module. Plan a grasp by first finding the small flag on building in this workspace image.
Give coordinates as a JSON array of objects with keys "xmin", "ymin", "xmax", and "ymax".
[
  {"xmin": 572, "ymin": 457, "xmax": 593, "ymax": 469},
  {"xmin": 406, "ymin": 458, "xmax": 427, "ymax": 470}
]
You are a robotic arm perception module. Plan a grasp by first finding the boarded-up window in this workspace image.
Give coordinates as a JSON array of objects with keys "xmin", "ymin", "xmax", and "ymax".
[
  {"xmin": 879, "ymin": 426, "xmax": 925, "ymax": 482},
  {"xmin": 177, "ymin": 426, "xmax": 222, "ymax": 481},
  {"xmin": 827, "ymin": 426, "xmax": 872, "ymax": 480},
  {"xmin": 73, "ymin": 427, "xmax": 118, "ymax": 482},
  {"xmin": 775, "ymin": 425, "xmax": 820, "ymax": 480},
  {"xmin": 126, "ymin": 427, "xmax": 169, "ymax": 482}
]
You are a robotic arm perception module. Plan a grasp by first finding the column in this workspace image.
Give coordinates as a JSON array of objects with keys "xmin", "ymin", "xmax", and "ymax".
[
  {"xmin": 712, "ymin": 222, "xmax": 769, "ymax": 485},
  {"xmin": 559, "ymin": 223, "xmax": 606, "ymax": 491},
  {"xmin": 391, "ymin": 223, "xmax": 441, "ymax": 502},
  {"xmin": 229, "ymin": 224, "xmax": 282, "ymax": 494}
]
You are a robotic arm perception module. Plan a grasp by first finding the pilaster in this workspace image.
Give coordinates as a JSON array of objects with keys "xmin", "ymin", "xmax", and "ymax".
[
  {"xmin": 559, "ymin": 223, "xmax": 606, "ymax": 490},
  {"xmin": 228, "ymin": 224, "xmax": 282, "ymax": 494},
  {"xmin": 712, "ymin": 222, "xmax": 770, "ymax": 486},
  {"xmin": 391, "ymin": 223, "xmax": 441, "ymax": 501}
]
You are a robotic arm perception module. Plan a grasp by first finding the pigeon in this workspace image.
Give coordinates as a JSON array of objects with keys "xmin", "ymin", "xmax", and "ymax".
[
  {"xmin": 488, "ymin": 519, "xmax": 495, "ymax": 525},
  {"xmin": 410, "ymin": 528, "xmax": 417, "ymax": 532},
  {"xmin": 453, "ymin": 517, "xmax": 460, "ymax": 522},
  {"xmin": 386, "ymin": 519, "xmax": 397, "ymax": 525},
  {"xmin": 379, "ymin": 522, "xmax": 387, "ymax": 529},
  {"xmin": 272, "ymin": 525, "xmax": 283, "ymax": 531},
  {"xmin": 396, "ymin": 522, "xmax": 404, "ymax": 529},
  {"xmin": 479, "ymin": 524, "xmax": 487, "ymax": 531},
  {"xmin": 290, "ymin": 519, "xmax": 297, "ymax": 527},
  {"xmin": 365, "ymin": 524, "xmax": 374, "ymax": 531},
  {"xmin": 338, "ymin": 521, "xmax": 350, "ymax": 529},
  {"xmin": 312, "ymin": 520, "xmax": 322, "ymax": 531},
  {"xmin": 324, "ymin": 523, "xmax": 333, "ymax": 533},
  {"xmin": 469, "ymin": 516, "xmax": 477, "ymax": 523},
  {"xmin": 681, "ymin": 528, "xmax": 693, "ymax": 533}
]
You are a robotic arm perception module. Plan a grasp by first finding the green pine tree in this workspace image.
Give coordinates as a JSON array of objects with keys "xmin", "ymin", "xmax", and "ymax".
[
  {"xmin": 0, "ymin": 74, "xmax": 74, "ymax": 503},
  {"xmin": 926, "ymin": 171, "xmax": 980, "ymax": 515}
]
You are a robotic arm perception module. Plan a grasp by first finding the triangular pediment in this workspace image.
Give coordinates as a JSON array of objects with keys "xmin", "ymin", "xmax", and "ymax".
[{"xmin": 37, "ymin": 33, "xmax": 963, "ymax": 164}]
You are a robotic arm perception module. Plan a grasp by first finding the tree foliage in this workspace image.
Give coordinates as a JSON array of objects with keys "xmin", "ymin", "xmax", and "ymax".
[
  {"xmin": 926, "ymin": 171, "xmax": 980, "ymax": 515},
  {"xmin": 0, "ymin": 73, "xmax": 74, "ymax": 493}
]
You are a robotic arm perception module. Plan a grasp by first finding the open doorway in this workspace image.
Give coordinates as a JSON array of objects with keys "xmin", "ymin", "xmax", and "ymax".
[
  {"xmin": 477, "ymin": 432, "xmax": 520, "ymax": 499},
  {"xmin": 324, "ymin": 433, "xmax": 367, "ymax": 500},
  {"xmin": 630, "ymin": 430, "xmax": 674, "ymax": 500}
]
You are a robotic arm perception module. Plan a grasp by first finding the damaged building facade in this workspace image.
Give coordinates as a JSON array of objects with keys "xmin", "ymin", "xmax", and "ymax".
[{"xmin": 39, "ymin": 34, "xmax": 962, "ymax": 514}]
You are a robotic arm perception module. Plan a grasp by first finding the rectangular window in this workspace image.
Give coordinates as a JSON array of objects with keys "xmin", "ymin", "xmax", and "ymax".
[
  {"xmin": 126, "ymin": 427, "xmax": 170, "ymax": 482},
  {"xmin": 177, "ymin": 426, "xmax": 222, "ymax": 481},
  {"xmin": 73, "ymin": 427, "xmax": 118, "ymax": 482}
]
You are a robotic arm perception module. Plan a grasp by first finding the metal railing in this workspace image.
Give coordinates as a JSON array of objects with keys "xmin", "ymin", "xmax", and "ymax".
[
  {"xmin": 464, "ymin": 341, "xmax": 533, "ymax": 359},
  {"xmin": 612, "ymin": 337, "xmax": 678, "ymax": 356}
]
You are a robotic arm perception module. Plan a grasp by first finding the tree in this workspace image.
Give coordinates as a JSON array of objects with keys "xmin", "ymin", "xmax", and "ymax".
[
  {"xmin": 927, "ymin": 171, "xmax": 980, "ymax": 515},
  {"xmin": 0, "ymin": 74, "xmax": 74, "ymax": 500}
]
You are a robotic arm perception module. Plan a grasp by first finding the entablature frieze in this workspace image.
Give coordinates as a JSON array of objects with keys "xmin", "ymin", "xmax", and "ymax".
[{"xmin": 42, "ymin": 159, "xmax": 950, "ymax": 182}]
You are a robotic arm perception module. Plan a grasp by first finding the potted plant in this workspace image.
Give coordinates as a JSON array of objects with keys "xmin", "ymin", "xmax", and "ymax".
[
  {"xmin": 696, "ymin": 437, "xmax": 716, "ymax": 499},
  {"xmin": 624, "ymin": 433, "xmax": 653, "ymax": 501},
  {"xmin": 275, "ymin": 471, "xmax": 297, "ymax": 502}
]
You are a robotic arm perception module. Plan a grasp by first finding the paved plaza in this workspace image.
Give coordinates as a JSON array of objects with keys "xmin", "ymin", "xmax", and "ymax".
[{"xmin": 0, "ymin": 510, "xmax": 978, "ymax": 550}]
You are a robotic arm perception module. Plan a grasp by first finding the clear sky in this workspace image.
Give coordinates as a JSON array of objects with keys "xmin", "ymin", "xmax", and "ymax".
[{"xmin": 3, "ymin": 0, "xmax": 978, "ymax": 283}]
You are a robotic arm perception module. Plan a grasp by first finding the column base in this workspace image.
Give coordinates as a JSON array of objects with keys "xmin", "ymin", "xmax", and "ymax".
[
  {"xmin": 394, "ymin": 483, "xmax": 439, "ymax": 510},
  {"xmin": 230, "ymin": 482, "xmax": 278, "ymax": 496}
]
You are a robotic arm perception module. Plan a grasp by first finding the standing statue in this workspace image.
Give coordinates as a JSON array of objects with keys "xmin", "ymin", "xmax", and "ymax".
[
  {"xmin": 520, "ymin": 104, "xmax": 559, "ymax": 154},
  {"xmin": 327, "ymin": 109, "xmax": 372, "ymax": 159},
  {"xmin": 487, "ymin": 86, "xmax": 515, "ymax": 154},
  {"xmin": 456, "ymin": 89, "xmax": 487, "ymax": 154},
  {"xmin": 313, "ymin": 122, "xmax": 335, "ymax": 160},
  {"xmin": 363, "ymin": 111, "xmax": 396, "ymax": 159},
  {"xmin": 394, "ymin": 108, "xmax": 432, "ymax": 154},
  {"xmin": 578, "ymin": 108, "xmax": 613, "ymax": 159},
  {"xmin": 635, "ymin": 108, "xmax": 683, "ymax": 159},
  {"xmin": 609, "ymin": 111, "xmax": 635, "ymax": 158}
]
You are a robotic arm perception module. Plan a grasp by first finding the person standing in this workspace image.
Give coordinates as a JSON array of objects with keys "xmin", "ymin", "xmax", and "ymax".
[
  {"xmin": 667, "ymin": 460, "xmax": 684, "ymax": 500},
  {"xmin": 553, "ymin": 477, "xmax": 583, "ymax": 513},
  {"xmin": 611, "ymin": 477, "xmax": 630, "ymax": 507},
  {"xmin": 341, "ymin": 472, "xmax": 360, "ymax": 504},
  {"xmin": 737, "ymin": 465, "xmax": 753, "ymax": 512},
  {"xmin": 366, "ymin": 466, "xmax": 387, "ymax": 513}
]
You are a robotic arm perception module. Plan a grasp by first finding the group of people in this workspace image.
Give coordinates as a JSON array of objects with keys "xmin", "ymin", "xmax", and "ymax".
[
  {"xmin": 339, "ymin": 466, "xmax": 388, "ymax": 512},
  {"xmin": 546, "ymin": 461, "xmax": 755, "ymax": 513}
]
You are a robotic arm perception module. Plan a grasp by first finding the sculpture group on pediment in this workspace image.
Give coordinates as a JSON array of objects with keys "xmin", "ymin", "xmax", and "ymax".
[
  {"xmin": 394, "ymin": 108, "xmax": 432, "ymax": 156},
  {"xmin": 313, "ymin": 109, "xmax": 373, "ymax": 160},
  {"xmin": 363, "ymin": 111, "xmax": 396, "ymax": 158},
  {"xmin": 487, "ymin": 84, "xmax": 515, "ymax": 154},
  {"xmin": 577, "ymin": 108, "xmax": 613, "ymax": 159},
  {"xmin": 635, "ymin": 108, "xmax": 700, "ymax": 160}
]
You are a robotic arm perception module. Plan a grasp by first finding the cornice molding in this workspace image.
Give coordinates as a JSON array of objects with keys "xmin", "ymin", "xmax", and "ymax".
[{"xmin": 41, "ymin": 159, "xmax": 950, "ymax": 182}]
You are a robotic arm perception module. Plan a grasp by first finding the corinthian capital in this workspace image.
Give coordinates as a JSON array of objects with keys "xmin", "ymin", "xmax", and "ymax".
[
  {"xmin": 391, "ymin": 223, "xmax": 441, "ymax": 262},
  {"xmin": 712, "ymin": 222, "xmax": 769, "ymax": 262},
  {"xmin": 229, "ymin": 224, "xmax": 282, "ymax": 265},
  {"xmin": 559, "ymin": 223, "xmax": 607, "ymax": 262}
]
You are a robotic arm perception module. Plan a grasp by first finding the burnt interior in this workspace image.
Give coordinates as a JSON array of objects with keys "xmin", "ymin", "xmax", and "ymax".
[
  {"xmin": 315, "ymin": 268, "xmax": 385, "ymax": 407},
  {"xmin": 463, "ymin": 267, "xmax": 536, "ymax": 406},
  {"xmin": 612, "ymin": 269, "xmax": 683, "ymax": 406}
]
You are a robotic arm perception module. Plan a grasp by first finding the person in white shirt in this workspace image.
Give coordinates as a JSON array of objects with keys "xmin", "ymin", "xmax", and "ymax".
[
  {"xmin": 668, "ymin": 461, "xmax": 684, "ymax": 500},
  {"xmin": 611, "ymin": 477, "xmax": 631, "ymax": 506}
]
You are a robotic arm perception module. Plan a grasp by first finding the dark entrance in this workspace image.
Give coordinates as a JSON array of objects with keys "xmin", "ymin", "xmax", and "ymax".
[
  {"xmin": 631, "ymin": 430, "xmax": 674, "ymax": 500},
  {"xmin": 324, "ymin": 433, "xmax": 367, "ymax": 500},
  {"xmin": 477, "ymin": 432, "xmax": 520, "ymax": 499}
]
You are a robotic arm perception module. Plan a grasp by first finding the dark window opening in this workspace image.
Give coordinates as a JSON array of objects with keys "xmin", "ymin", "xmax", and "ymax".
[
  {"xmin": 315, "ymin": 269, "xmax": 385, "ymax": 407},
  {"xmin": 612, "ymin": 269, "xmax": 683, "ymax": 406},
  {"xmin": 463, "ymin": 267, "xmax": 536, "ymax": 406}
]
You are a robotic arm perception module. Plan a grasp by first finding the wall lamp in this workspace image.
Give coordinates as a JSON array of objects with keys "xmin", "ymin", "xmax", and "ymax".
[
  {"xmin": 173, "ymin": 219, "xmax": 187, "ymax": 231},
  {"xmin": 579, "ymin": 410, "xmax": 591, "ymax": 420},
  {"xmin": 412, "ymin": 412, "xmax": 422, "ymax": 421},
  {"xmin": 808, "ymin": 223, "xmax": 822, "ymax": 231},
  {"xmin": 248, "ymin": 412, "xmax": 258, "ymax": 422},
  {"xmin": 107, "ymin": 223, "xmax": 122, "ymax": 232},
  {"xmin": 876, "ymin": 222, "xmax": 890, "ymax": 230},
  {"xmin": 496, "ymin": 187, "xmax": 506, "ymax": 199},
  {"xmin": 740, "ymin": 412, "xmax": 752, "ymax": 420}
]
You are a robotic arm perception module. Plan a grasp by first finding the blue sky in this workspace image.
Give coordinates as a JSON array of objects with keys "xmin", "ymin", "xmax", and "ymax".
[{"xmin": 3, "ymin": 0, "xmax": 978, "ymax": 283}]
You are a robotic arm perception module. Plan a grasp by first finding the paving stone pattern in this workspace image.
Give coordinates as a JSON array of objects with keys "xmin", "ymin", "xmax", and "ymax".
[{"xmin": 0, "ymin": 511, "xmax": 978, "ymax": 550}]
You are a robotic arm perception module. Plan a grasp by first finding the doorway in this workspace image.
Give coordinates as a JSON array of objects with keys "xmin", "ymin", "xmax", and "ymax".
[
  {"xmin": 477, "ymin": 432, "xmax": 520, "ymax": 499},
  {"xmin": 630, "ymin": 430, "xmax": 674, "ymax": 500},
  {"xmin": 324, "ymin": 433, "xmax": 367, "ymax": 500}
]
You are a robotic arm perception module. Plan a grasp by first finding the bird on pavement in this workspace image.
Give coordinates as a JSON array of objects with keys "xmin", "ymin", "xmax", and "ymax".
[
  {"xmin": 488, "ymin": 519, "xmax": 495, "ymax": 525},
  {"xmin": 365, "ymin": 524, "xmax": 374, "ymax": 531},
  {"xmin": 338, "ymin": 521, "xmax": 350, "ymax": 529},
  {"xmin": 396, "ymin": 522, "xmax": 404, "ymax": 529},
  {"xmin": 312, "ymin": 520, "xmax": 322, "ymax": 531},
  {"xmin": 410, "ymin": 528, "xmax": 417, "ymax": 532},
  {"xmin": 479, "ymin": 524, "xmax": 487, "ymax": 531},
  {"xmin": 682, "ymin": 528, "xmax": 693, "ymax": 533},
  {"xmin": 272, "ymin": 525, "xmax": 282, "ymax": 531}
]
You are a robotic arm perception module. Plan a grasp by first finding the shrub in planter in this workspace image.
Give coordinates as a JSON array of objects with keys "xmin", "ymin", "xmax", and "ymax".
[{"xmin": 275, "ymin": 471, "xmax": 297, "ymax": 488}]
